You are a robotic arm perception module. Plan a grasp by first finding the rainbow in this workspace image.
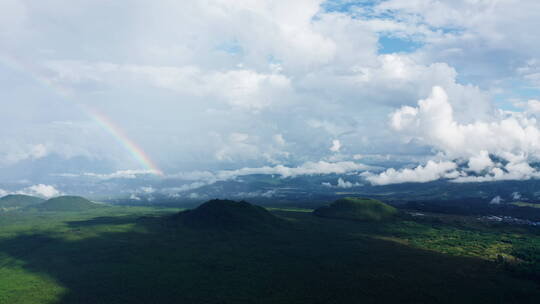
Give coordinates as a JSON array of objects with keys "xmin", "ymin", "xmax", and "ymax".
[
  {"xmin": 83, "ymin": 106, "xmax": 163, "ymax": 175},
  {"xmin": 0, "ymin": 54, "xmax": 163, "ymax": 175}
]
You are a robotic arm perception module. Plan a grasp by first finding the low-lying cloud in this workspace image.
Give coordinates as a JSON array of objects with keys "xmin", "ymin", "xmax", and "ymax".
[
  {"xmin": 17, "ymin": 184, "xmax": 62, "ymax": 198},
  {"xmin": 363, "ymin": 160, "xmax": 458, "ymax": 186}
]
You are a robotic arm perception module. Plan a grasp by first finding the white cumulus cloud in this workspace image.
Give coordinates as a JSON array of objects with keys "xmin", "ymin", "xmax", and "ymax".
[
  {"xmin": 330, "ymin": 139, "xmax": 341, "ymax": 152},
  {"xmin": 386, "ymin": 86, "xmax": 540, "ymax": 182},
  {"xmin": 364, "ymin": 160, "xmax": 458, "ymax": 185},
  {"xmin": 18, "ymin": 184, "xmax": 61, "ymax": 198},
  {"xmin": 467, "ymin": 150, "xmax": 493, "ymax": 173},
  {"xmin": 323, "ymin": 177, "xmax": 361, "ymax": 188}
]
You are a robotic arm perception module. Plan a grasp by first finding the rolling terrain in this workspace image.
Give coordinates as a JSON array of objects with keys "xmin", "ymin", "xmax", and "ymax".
[
  {"xmin": 314, "ymin": 197, "xmax": 398, "ymax": 221},
  {"xmin": 0, "ymin": 195, "xmax": 45, "ymax": 211},
  {"xmin": 0, "ymin": 198, "xmax": 538, "ymax": 303},
  {"xmin": 33, "ymin": 196, "xmax": 104, "ymax": 212}
]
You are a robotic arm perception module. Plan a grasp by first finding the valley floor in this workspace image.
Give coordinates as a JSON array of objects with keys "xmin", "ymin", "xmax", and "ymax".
[{"xmin": 0, "ymin": 206, "xmax": 539, "ymax": 303}]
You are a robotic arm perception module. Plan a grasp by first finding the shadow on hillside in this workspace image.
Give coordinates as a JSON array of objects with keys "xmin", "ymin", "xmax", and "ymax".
[
  {"xmin": 66, "ymin": 215, "xmax": 148, "ymax": 228},
  {"xmin": 0, "ymin": 211, "xmax": 539, "ymax": 304}
]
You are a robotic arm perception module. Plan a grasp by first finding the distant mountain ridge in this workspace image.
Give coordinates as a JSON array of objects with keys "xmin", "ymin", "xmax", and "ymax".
[
  {"xmin": 314, "ymin": 197, "xmax": 398, "ymax": 221},
  {"xmin": 0, "ymin": 194, "xmax": 45, "ymax": 209},
  {"xmin": 35, "ymin": 196, "xmax": 104, "ymax": 212}
]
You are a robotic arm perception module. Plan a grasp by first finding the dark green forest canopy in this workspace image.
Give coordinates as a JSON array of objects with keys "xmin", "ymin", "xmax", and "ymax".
[
  {"xmin": 176, "ymin": 199, "xmax": 283, "ymax": 230},
  {"xmin": 35, "ymin": 196, "xmax": 104, "ymax": 212},
  {"xmin": 0, "ymin": 194, "xmax": 44, "ymax": 208},
  {"xmin": 314, "ymin": 197, "xmax": 398, "ymax": 221}
]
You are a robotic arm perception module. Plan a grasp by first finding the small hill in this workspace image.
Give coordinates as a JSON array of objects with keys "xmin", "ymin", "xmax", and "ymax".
[
  {"xmin": 314, "ymin": 197, "xmax": 398, "ymax": 221},
  {"xmin": 0, "ymin": 194, "xmax": 45, "ymax": 209},
  {"xmin": 176, "ymin": 199, "xmax": 282, "ymax": 230},
  {"xmin": 36, "ymin": 196, "xmax": 103, "ymax": 212}
]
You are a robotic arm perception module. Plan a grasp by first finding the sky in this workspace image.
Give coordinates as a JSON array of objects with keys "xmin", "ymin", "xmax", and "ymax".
[{"xmin": 2, "ymin": 0, "xmax": 540, "ymax": 198}]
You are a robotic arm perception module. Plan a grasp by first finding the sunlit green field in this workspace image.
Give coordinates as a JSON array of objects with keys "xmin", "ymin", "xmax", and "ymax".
[
  {"xmin": 512, "ymin": 202, "xmax": 540, "ymax": 209},
  {"xmin": 0, "ymin": 206, "xmax": 539, "ymax": 303}
]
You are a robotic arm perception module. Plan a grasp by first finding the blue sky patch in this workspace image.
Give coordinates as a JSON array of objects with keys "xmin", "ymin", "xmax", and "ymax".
[
  {"xmin": 321, "ymin": 0, "xmax": 380, "ymax": 13},
  {"xmin": 215, "ymin": 41, "xmax": 243, "ymax": 55},
  {"xmin": 378, "ymin": 35, "xmax": 423, "ymax": 54}
]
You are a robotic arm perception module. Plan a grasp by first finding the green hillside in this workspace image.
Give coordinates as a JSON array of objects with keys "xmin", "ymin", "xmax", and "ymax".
[
  {"xmin": 0, "ymin": 194, "xmax": 45, "ymax": 209},
  {"xmin": 177, "ymin": 199, "xmax": 282, "ymax": 230},
  {"xmin": 0, "ymin": 206, "xmax": 538, "ymax": 303},
  {"xmin": 314, "ymin": 197, "xmax": 398, "ymax": 221},
  {"xmin": 36, "ymin": 196, "xmax": 104, "ymax": 212}
]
